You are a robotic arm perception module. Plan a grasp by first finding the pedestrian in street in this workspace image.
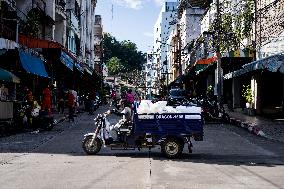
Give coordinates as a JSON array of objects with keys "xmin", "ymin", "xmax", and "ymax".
[
  {"xmin": 67, "ymin": 90, "xmax": 75, "ymax": 122},
  {"xmin": 57, "ymin": 88, "xmax": 65, "ymax": 114},
  {"xmin": 125, "ymin": 89, "xmax": 134, "ymax": 108},
  {"xmin": 42, "ymin": 84, "xmax": 52, "ymax": 115},
  {"xmin": 89, "ymin": 89, "xmax": 97, "ymax": 115},
  {"xmin": 0, "ymin": 83, "xmax": 10, "ymax": 101},
  {"xmin": 71, "ymin": 89, "xmax": 78, "ymax": 114}
]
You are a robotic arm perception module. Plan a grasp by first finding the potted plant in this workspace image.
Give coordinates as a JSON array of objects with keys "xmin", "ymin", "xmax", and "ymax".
[{"xmin": 242, "ymin": 84, "xmax": 254, "ymax": 115}]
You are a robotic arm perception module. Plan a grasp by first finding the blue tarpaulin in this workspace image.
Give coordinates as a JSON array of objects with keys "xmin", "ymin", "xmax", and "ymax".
[
  {"xmin": 60, "ymin": 51, "xmax": 74, "ymax": 71},
  {"xmin": 19, "ymin": 51, "xmax": 49, "ymax": 78}
]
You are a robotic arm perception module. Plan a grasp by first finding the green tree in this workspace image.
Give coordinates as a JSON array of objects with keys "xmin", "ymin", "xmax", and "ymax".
[
  {"xmin": 103, "ymin": 33, "xmax": 146, "ymax": 75},
  {"xmin": 106, "ymin": 57, "xmax": 123, "ymax": 75}
]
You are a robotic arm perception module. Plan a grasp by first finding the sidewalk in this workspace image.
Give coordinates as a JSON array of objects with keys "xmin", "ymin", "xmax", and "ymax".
[{"xmin": 227, "ymin": 110, "xmax": 284, "ymax": 143}]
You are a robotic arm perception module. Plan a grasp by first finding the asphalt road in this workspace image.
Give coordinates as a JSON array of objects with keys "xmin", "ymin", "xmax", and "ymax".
[{"xmin": 1, "ymin": 106, "xmax": 284, "ymax": 189}]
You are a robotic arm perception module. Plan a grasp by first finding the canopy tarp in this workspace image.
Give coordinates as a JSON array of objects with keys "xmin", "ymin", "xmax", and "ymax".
[
  {"xmin": 224, "ymin": 53, "xmax": 284, "ymax": 80},
  {"xmin": 0, "ymin": 67, "xmax": 20, "ymax": 83},
  {"xmin": 19, "ymin": 50, "xmax": 49, "ymax": 78}
]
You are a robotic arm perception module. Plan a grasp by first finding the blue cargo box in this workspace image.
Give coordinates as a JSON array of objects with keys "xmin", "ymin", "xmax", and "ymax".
[{"xmin": 133, "ymin": 113, "xmax": 204, "ymax": 141}]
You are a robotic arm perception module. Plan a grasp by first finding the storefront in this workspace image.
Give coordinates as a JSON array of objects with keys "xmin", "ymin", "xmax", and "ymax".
[{"xmin": 224, "ymin": 53, "xmax": 284, "ymax": 115}]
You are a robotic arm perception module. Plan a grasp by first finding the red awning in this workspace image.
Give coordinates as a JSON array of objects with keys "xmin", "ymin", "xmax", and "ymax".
[
  {"xmin": 19, "ymin": 34, "xmax": 61, "ymax": 49},
  {"xmin": 185, "ymin": 56, "xmax": 217, "ymax": 73},
  {"xmin": 195, "ymin": 57, "xmax": 217, "ymax": 65},
  {"xmin": 19, "ymin": 34, "xmax": 83, "ymax": 67}
]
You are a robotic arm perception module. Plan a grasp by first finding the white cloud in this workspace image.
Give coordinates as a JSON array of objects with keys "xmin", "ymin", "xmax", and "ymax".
[
  {"xmin": 113, "ymin": 0, "xmax": 144, "ymax": 9},
  {"xmin": 153, "ymin": 0, "xmax": 165, "ymax": 6},
  {"xmin": 143, "ymin": 32, "xmax": 154, "ymax": 37},
  {"xmin": 113, "ymin": 0, "xmax": 166, "ymax": 10}
]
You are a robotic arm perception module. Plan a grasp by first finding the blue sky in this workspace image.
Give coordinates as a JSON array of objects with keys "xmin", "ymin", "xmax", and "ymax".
[{"xmin": 96, "ymin": 0, "xmax": 175, "ymax": 53}]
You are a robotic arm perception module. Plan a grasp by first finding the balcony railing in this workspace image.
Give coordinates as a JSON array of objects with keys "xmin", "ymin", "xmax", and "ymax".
[
  {"xmin": 0, "ymin": 22, "xmax": 16, "ymax": 41},
  {"xmin": 32, "ymin": 0, "xmax": 45, "ymax": 12},
  {"xmin": 55, "ymin": 0, "xmax": 66, "ymax": 19}
]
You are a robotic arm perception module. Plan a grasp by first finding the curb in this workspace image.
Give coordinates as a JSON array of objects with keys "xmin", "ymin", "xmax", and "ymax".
[{"xmin": 229, "ymin": 117, "xmax": 267, "ymax": 138}]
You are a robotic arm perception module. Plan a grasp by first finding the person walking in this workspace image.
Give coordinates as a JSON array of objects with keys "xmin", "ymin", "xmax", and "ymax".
[
  {"xmin": 67, "ymin": 90, "xmax": 75, "ymax": 122},
  {"xmin": 57, "ymin": 88, "xmax": 65, "ymax": 114},
  {"xmin": 42, "ymin": 84, "xmax": 52, "ymax": 114}
]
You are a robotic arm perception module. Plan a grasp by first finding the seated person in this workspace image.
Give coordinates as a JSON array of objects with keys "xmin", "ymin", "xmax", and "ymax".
[{"xmin": 107, "ymin": 103, "xmax": 133, "ymax": 141}]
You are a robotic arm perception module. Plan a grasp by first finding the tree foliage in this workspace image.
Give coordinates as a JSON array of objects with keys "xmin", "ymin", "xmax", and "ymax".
[
  {"xmin": 106, "ymin": 57, "xmax": 123, "ymax": 75},
  {"xmin": 208, "ymin": 0, "xmax": 255, "ymax": 52},
  {"xmin": 103, "ymin": 33, "xmax": 146, "ymax": 75}
]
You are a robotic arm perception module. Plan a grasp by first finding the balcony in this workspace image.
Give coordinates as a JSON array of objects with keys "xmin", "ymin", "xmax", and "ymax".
[
  {"xmin": 55, "ymin": 0, "xmax": 66, "ymax": 21},
  {"xmin": 32, "ymin": 0, "xmax": 45, "ymax": 12},
  {"xmin": 0, "ymin": 22, "xmax": 16, "ymax": 41}
]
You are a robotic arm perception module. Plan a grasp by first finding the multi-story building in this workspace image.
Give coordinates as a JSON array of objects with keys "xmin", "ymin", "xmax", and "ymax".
[
  {"xmin": 166, "ymin": 28, "xmax": 178, "ymax": 84},
  {"xmin": 79, "ymin": 0, "xmax": 97, "ymax": 69},
  {"xmin": 94, "ymin": 15, "xmax": 103, "ymax": 64},
  {"xmin": 93, "ymin": 15, "xmax": 103, "ymax": 76},
  {"xmin": 16, "ymin": 0, "xmax": 56, "ymax": 42},
  {"xmin": 145, "ymin": 51, "xmax": 157, "ymax": 98},
  {"xmin": 153, "ymin": 1, "xmax": 178, "ymax": 90},
  {"xmin": 0, "ymin": 0, "xmax": 18, "ymax": 42},
  {"xmin": 178, "ymin": 6, "xmax": 205, "ymax": 76},
  {"xmin": 66, "ymin": 0, "xmax": 80, "ymax": 56}
]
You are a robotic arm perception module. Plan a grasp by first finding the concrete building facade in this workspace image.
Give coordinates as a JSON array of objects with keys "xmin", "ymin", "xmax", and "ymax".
[{"xmin": 153, "ymin": 1, "xmax": 178, "ymax": 92}]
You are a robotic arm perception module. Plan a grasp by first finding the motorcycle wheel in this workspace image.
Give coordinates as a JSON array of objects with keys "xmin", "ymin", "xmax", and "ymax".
[{"xmin": 82, "ymin": 136, "xmax": 102, "ymax": 155}]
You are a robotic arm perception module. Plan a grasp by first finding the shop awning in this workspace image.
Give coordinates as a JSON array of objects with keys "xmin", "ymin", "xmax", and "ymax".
[
  {"xmin": 0, "ymin": 38, "xmax": 19, "ymax": 49},
  {"xmin": 224, "ymin": 53, "xmax": 284, "ymax": 80},
  {"xmin": 19, "ymin": 35, "xmax": 61, "ymax": 49},
  {"xmin": 0, "ymin": 67, "xmax": 20, "ymax": 83},
  {"xmin": 75, "ymin": 62, "xmax": 84, "ymax": 73},
  {"xmin": 60, "ymin": 51, "xmax": 74, "ymax": 71},
  {"xmin": 19, "ymin": 51, "xmax": 49, "ymax": 78},
  {"xmin": 84, "ymin": 66, "xmax": 93, "ymax": 75}
]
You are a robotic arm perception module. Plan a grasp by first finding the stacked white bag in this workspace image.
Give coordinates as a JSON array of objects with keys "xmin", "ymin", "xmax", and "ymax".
[{"xmin": 137, "ymin": 100, "xmax": 201, "ymax": 119}]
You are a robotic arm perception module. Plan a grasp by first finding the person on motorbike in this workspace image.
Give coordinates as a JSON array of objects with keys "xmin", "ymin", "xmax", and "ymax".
[
  {"xmin": 125, "ymin": 89, "xmax": 134, "ymax": 108},
  {"xmin": 106, "ymin": 103, "xmax": 133, "ymax": 141},
  {"xmin": 110, "ymin": 89, "xmax": 118, "ymax": 107}
]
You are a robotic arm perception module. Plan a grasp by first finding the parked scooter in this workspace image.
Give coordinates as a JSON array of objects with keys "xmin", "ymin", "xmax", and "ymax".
[{"xmin": 195, "ymin": 96, "xmax": 230, "ymax": 123}]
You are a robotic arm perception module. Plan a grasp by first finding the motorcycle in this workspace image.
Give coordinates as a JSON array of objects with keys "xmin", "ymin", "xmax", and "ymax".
[
  {"xmin": 89, "ymin": 96, "xmax": 101, "ymax": 115},
  {"xmin": 82, "ymin": 110, "xmax": 132, "ymax": 155},
  {"xmin": 198, "ymin": 97, "xmax": 230, "ymax": 122}
]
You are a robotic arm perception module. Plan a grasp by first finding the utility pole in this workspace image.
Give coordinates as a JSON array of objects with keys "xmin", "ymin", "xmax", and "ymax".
[
  {"xmin": 177, "ymin": 22, "xmax": 182, "ymax": 77},
  {"xmin": 254, "ymin": 0, "xmax": 257, "ymax": 61},
  {"xmin": 216, "ymin": 0, "xmax": 223, "ymax": 104}
]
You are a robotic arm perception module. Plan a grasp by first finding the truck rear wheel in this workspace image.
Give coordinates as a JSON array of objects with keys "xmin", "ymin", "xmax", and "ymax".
[{"xmin": 161, "ymin": 138, "xmax": 183, "ymax": 159}]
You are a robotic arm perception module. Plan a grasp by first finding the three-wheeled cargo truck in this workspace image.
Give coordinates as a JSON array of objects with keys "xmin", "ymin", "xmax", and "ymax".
[{"xmin": 82, "ymin": 109, "xmax": 203, "ymax": 158}]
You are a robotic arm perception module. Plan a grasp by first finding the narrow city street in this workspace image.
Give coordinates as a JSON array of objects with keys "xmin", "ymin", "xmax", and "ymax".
[{"xmin": 1, "ymin": 106, "xmax": 284, "ymax": 189}]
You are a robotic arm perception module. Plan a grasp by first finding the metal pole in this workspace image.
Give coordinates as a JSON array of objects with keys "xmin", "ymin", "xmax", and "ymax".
[
  {"xmin": 16, "ymin": 20, "xmax": 19, "ymax": 43},
  {"xmin": 178, "ymin": 23, "xmax": 182, "ymax": 77},
  {"xmin": 216, "ymin": 0, "xmax": 223, "ymax": 104},
  {"xmin": 254, "ymin": 0, "xmax": 257, "ymax": 61}
]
